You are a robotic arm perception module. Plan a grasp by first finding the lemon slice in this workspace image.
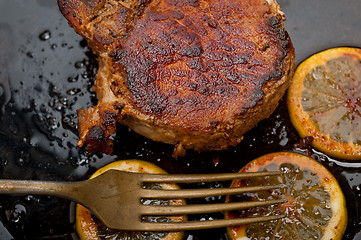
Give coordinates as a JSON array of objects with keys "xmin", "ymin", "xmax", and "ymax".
[
  {"xmin": 76, "ymin": 160, "xmax": 186, "ymax": 240},
  {"xmin": 225, "ymin": 152, "xmax": 347, "ymax": 240},
  {"xmin": 287, "ymin": 47, "xmax": 361, "ymax": 160}
]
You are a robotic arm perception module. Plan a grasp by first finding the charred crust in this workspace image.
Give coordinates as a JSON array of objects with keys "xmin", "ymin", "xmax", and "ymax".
[
  {"xmin": 209, "ymin": 120, "xmax": 220, "ymax": 129},
  {"xmin": 57, "ymin": 0, "xmax": 106, "ymax": 29},
  {"xmin": 109, "ymin": 48, "xmax": 125, "ymax": 62},
  {"xmin": 188, "ymin": 0, "xmax": 200, "ymax": 7},
  {"xmin": 135, "ymin": 0, "xmax": 152, "ymax": 16},
  {"xmin": 77, "ymin": 103, "xmax": 124, "ymax": 154},
  {"xmin": 57, "ymin": 0, "xmax": 82, "ymax": 28},
  {"xmin": 271, "ymin": 70, "xmax": 284, "ymax": 80},
  {"xmin": 114, "ymin": 103, "xmax": 125, "ymax": 112},
  {"xmin": 100, "ymin": 110, "xmax": 117, "ymax": 127},
  {"xmin": 207, "ymin": 19, "xmax": 218, "ymax": 28},
  {"xmin": 259, "ymin": 44, "xmax": 270, "ymax": 51},
  {"xmin": 84, "ymin": 0, "xmax": 104, "ymax": 8},
  {"xmin": 268, "ymin": 15, "xmax": 280, "ymax": 28},
  {"xmin": 178, "ymin": 44, "xmax": 203, "ymax": 57},
  {"xmin": 148, "ymin": 10, "xmax": 170, "ymax": 21},
  {"xmin": 146, "ymin": 96, "xmax": 169, "ymax": 116},
  {"xmin": 61, "ymin": 0, "xmax": 295, "ymax": 155},
  {"xmin": 94, "ymin": 33, "xmax": 114, "ymax": 45},
  {"xmin": 86, "ymin": 125, "xmax": 105, "ymax": 142},
  {"xmin": 84, "ymin": 129, "xmax": 113, "ymax": 154},
  {"xmin": 170, "ymin": 10, "xmax": 184, "ymax": 20}
]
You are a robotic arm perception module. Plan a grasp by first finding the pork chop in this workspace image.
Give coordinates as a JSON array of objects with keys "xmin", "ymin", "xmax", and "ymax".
[{"xmin": 58, "ymin": 0, "xmax": 295, "ymax": 157}]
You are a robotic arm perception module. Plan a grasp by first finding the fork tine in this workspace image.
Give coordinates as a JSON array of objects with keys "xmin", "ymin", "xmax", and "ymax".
[
  {"xmin": 139, "ymin": 171, "xmax": 283, "ymax": 183},
  {"xmin": 141, "ymin": 184, "xmax": 286, "ymax": 198},
  {"xmin": 141, "ymin": 199, "xmax": 287, "ymax": 215},
  {"xmin": 137, "ymin": 214, "xmax": 285, "ymax": 231}
]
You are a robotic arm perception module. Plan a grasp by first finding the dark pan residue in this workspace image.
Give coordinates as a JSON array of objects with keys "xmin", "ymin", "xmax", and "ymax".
[{"xmin": 0, "ymin": 0, "xmax": 360, "ymax": 239}]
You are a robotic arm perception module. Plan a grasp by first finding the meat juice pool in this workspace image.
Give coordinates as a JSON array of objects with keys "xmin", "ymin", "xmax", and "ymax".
[{"xmin": 0, "ymin": 0, "xmax": 360, "ymax": 239}]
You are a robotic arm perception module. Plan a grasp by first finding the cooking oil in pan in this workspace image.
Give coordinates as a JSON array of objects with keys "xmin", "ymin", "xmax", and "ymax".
[{"xmin": 0, "ymin": 0, "xmax": 360, "ymax": 239}]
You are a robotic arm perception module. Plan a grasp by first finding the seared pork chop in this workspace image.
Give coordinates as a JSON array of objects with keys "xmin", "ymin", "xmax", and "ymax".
[{"xmin": 58, "ymin": 0, "xmax": 295, "ymax": 157}]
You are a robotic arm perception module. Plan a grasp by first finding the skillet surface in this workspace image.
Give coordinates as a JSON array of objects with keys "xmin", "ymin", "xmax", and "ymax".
[{"xmin": 0, "ymin": 0, "xmax": 360, "ymax": 239}]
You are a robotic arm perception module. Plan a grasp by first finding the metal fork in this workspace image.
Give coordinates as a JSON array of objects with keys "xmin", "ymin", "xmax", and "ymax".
[{"xmin": 0, "ymin": 170, "xmax": 286, "ymax": 231}]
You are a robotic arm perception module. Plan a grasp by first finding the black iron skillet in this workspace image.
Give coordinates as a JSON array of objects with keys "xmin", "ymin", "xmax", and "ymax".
[{"xmin": 0, "ymin": 0, "xmax": 360, "ymax": 239}]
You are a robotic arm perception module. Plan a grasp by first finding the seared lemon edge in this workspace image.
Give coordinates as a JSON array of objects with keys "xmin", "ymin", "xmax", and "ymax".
[
  {"xmin": 76, "ymin": 160, "xmax": 186, "ymax": 240},
  {"xmin": 225, "ymin": 152, "xmax": 347, "ymax": 240},
  {"xmin": 287, "ymin": 47, "xmax": 361, "ymax": 160}
]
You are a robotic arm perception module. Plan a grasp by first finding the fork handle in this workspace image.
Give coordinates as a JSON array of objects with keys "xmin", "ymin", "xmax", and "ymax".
[{"xmin": 0, "ymin": 179, "xmax": 81, "ymax": 202}]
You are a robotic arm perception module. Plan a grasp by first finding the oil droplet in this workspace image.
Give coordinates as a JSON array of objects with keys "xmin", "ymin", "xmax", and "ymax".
[
  {"xmin": 67, "ymin": 74, "xmax": 79, "ymax": 82},
  {"xmin": 26, "ymin": 52, "xmax": 34, "ymax": 58},
  {"xmin": 6, "ymin": 203, "xmax": 27, "ymax": 223},
  {"xmin": 67, "ymin": 88, "xmax": 80, "ymax": 96},
  {"xmin": 39, "ymin": 30, "xmax": 51, "ymax": 41},
  {"xmin": 74, "ymin": 60, "xmax": 84, "ymax": 69}
]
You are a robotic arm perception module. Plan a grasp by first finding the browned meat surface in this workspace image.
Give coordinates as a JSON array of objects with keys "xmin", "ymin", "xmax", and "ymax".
[{"xmin": 58, "ymin": 0, "xmax": 295, "ymax": 157}]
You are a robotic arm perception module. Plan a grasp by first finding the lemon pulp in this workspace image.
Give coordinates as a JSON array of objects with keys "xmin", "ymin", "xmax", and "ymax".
[
  {"xmin": 288, "ymin": 47, "xmax": 361, "ymax": 159},
  {"xmin": 302, "ymin": 55, "xmax": 361, "ymax": 144},
  {"xmin": 226, "ymin": 152, "xmax": 347, "ymax": 240},
  {"xmin": 76, "ymin": 160, "xmax": 185, "ymax": 240}
]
